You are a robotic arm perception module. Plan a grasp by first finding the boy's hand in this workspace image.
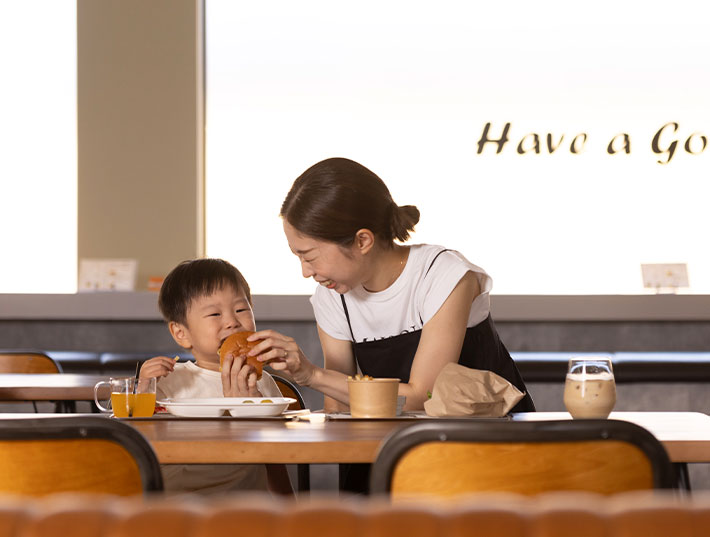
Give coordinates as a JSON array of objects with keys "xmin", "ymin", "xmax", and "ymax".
[
  {"xmin": 221, "ymin": 353, "xmax": 262, "ymax": 397},
  {"xmin": 139, "ymin": 356, "xmax": 178, "ymax": 379}
]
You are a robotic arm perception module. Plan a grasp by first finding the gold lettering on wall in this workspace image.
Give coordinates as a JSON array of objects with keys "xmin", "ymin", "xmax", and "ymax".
[{"xmin": 477, "ymin": 122, "xmax": 708, "ymax": 164}]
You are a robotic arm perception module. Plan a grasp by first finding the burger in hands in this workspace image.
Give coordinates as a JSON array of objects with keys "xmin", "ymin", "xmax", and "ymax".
[{"xmin": 218, "ymin": 331, "xmax": 268, "ymax": 379}]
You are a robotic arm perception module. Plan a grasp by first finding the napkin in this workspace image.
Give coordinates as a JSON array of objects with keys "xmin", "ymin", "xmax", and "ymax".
[{"xmin": 424, "ymin": 363, "xmax": 525, "ymax": 417}]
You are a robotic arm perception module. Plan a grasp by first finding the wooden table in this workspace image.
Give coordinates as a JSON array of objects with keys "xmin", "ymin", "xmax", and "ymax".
[
  {"xmin": 125, "ymin": 411, "xmax": 710, "ymax": 465},
  {"xmin": 2, "ymin": 411, "xmax": 707, "ymax": 465},
  {"xmin": 0, "ymin": 374, "xmax": 109, "ymax": 401}
]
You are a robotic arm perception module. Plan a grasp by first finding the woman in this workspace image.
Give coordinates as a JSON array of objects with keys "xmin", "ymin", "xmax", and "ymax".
[
  {"xmin": 251, "ymin": 157, "xmax": 535, "ymax": 493},
  {"xmin": 251, "ymin": 157, "xmax": 534, "ymax": 414}
]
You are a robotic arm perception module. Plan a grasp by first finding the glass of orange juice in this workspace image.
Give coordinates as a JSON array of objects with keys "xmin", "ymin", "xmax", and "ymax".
[{"xmin": 94, "ymin": 377, "xmax": 156, "ymax": 417}]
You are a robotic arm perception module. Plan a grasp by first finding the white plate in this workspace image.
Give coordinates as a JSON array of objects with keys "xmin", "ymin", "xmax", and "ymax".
[{"xmin": 157, "ymin": 397, "xmax": 296, "ymax": 418}]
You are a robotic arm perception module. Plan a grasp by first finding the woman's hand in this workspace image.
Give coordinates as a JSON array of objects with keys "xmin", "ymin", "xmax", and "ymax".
[
  {"xmin": 139, "ymin": 356, "xmax": 177, "ymax": 379},
  {"xmin": 220, "ymin": 353, "xmax": 262, "ymax": 397},
  {"xmin": 248, "ymin": 329, "xmax": 318, "ymax": 387}
]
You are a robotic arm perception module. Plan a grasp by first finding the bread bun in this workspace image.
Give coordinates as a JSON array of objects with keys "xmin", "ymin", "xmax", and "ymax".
[{"xmin": 218, "ymin": 331, "xmax": 263, "ymax": 379}]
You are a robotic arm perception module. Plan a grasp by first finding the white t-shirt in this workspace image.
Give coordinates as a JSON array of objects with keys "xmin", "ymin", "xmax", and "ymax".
[
  {"xmin": 157, "ymin": 361, "xmax": 281, "ymax": 495},
  {"xmin": 157, "ymin": 361, "xmax": 281, "ymax": 400},
  {"xmin": 311, "ymin": 244, "xmax": 492, "ymax": 343}
]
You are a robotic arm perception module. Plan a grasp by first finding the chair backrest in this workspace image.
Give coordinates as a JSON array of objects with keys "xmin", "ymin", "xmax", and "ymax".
[
  {"xmin": 0, "ymin": 352, "xmax": 62, "ymax": 374},
  {"xmin": 0, "ymin": 416, "xmax": 163, "ymax": 496},
  {"xmin": 272, "ymin": 374, "xmax": 305, "ymax": 411},
  {"xmin": 370, "ymin": 419, "xmax": 676, "ymax": 499}
]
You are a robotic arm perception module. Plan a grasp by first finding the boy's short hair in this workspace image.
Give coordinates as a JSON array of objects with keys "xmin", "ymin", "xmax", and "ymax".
[{"xmin": 158, "ymin": 258, "xmax": 252, "ymax": 325}]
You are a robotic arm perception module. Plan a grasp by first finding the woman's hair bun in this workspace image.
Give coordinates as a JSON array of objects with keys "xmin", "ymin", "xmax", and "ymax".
[{"xmin": 391, "ymin": 204, "xmax": 420, "ymax": 242}]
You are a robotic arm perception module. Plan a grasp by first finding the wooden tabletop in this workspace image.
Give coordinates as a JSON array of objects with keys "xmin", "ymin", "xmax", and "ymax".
[
  {"xmin": 0, "ymin": 374, "xmax": 110, "ymax": 401},
  {"xmin": 2, "ymin": 410, "xmax": 707, "ymax": 464},
  {"xmin": 128, "ymin": 418, "xmax": 404, "ymax": 464},
  {"xmin": 124, "ymin": 411, "xmax": 710, "ymax": 465}
]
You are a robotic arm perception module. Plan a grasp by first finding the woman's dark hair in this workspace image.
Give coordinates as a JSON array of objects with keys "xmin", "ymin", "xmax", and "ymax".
[
  {"xmin": 280, "ymin": 157, "xmax": 420, "ymax": 247},
  {"xmin": 158, "ymin": 258, "xmax": 252, "ymax": 325}
]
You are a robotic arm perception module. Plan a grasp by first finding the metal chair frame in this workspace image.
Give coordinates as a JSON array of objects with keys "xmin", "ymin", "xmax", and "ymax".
[
  {"xmin": 272, "ymin": 374, "xmax": 310, "ymax": 492},
  {"xmin": 370, "ymin": 419, "xmax": 677, "ymax": 496},
  {"xmin": 0, "ymin": 416, "xmax": 163, "ymax": 495}
]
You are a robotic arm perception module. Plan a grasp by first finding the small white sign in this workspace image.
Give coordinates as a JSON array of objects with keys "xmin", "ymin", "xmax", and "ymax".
[
  {"xmin": 78, "ymin": 259, "xmax": 138, "ymax": 292},
  {"xmin": 641, "ymin": 263, "xmax": 689, "ymax": 291}
]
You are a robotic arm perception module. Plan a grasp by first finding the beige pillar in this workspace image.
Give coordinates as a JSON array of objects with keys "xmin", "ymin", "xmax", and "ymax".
[{"xmin": 77, "ymin": 0, "xmax": 203, "ymax": 290}]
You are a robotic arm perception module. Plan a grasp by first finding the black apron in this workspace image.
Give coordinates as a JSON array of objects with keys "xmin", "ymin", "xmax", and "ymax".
[
  {"xmin": 341, "ymin": 306, "xmax": 535, "ymax": 413},
  {"xmin": 337, "ymin": 249, "xmax": 535, "ymax": 493}
]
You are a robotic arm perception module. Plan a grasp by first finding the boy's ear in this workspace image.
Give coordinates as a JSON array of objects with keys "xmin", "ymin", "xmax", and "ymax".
[{"xmin": 168, "ymin": 321, "xmax": 193, "ymax": 350}]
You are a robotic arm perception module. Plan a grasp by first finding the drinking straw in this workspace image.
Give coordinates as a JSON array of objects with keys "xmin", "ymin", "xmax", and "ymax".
[{"xmin": 133, "ymin": 361, "xmax": 139, "ymax": 394}]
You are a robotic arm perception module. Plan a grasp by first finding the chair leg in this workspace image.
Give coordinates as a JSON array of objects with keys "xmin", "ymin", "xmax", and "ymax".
[{"xmin": 51, "ymin": 401, "xmax": 76, "ymax": 413}]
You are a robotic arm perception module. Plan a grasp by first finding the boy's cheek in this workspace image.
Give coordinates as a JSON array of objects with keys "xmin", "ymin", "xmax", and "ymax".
[{"xmin": 242, "ymin": 315, "xmax": 257, "ymax": 332}]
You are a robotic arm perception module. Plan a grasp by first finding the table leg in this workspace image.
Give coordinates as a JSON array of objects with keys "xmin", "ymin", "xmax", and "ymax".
[
  {"xmin": 297, "ymin": 463, "xmax": 311, "ymax": 492},
  {"xmin": 674, "ymin": 463, "xmax": 692, "ymax": 492}
]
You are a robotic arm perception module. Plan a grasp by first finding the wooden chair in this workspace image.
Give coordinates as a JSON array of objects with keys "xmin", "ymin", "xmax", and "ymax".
[
  {"xmin": 0, "ymin": 416, "xmax": 163, "ymax": 496},
  {"xmin": 272, "ymin": 374, "xmax": 310, "ymax": 492},
  {"xmin": 0, "ymin": 351, "xmax": 71, "ymax": 412},
  {"xmin": 0, "ymin": 490, "xmax": 707, "ymax": 537},
  {"xmin": 0, "ymin": 351, "xmax": 62, "ymax": 374},
  {"xmin": 272, "ymin": 374, "xmax": 306, "ymax": 411},
  {"xmin": 370, "ymin": 419, "xmax": 677, "ymax": 499}
]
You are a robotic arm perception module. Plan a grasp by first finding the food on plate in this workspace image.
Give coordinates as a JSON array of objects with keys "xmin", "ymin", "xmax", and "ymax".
[
  {"xmin": 261, "ymin": 399, "xmax": 273, "ymax": 403},
  {"xmin": 242, "ymin": 400, "xmax": 254, "ymax": 404},
  {"xmin": 218, "ymin": 331, "xmax": 266, "ymax": 379}
]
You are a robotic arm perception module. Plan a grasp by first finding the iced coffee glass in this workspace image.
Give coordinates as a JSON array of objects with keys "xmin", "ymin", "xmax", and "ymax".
[{"xmin": 563, "ymin": 357, "xmax": 616, "ymax": 419}]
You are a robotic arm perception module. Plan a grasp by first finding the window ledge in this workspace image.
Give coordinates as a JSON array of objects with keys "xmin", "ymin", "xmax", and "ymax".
[{"xmin": 1, "ymin": 293, "xmax": 709, "ymax": 322}]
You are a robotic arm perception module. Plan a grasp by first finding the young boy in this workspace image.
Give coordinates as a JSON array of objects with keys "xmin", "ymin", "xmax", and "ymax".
[{"xmin": 140, "ymin": 258, "xmax": 292, "ymax": 495}]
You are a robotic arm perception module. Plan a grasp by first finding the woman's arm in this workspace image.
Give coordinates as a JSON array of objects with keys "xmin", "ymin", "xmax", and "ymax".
[
  {"xmin": 248, "ymin": 326, "xmax": 357, "ymax": 408},
  {"xmin": 401, "ymin": 271, "xmax": 481, "ymax": 410},
  {"xmin": 314, "ymin": 326, "xmax": 357, "ymax": 411}
]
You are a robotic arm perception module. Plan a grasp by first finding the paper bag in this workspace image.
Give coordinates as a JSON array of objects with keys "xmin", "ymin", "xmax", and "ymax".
[{"xmin": 424, "ymin": 363, "xmax": 525, "ymax": 417}]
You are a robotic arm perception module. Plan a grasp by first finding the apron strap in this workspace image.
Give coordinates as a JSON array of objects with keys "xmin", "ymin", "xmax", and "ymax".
[
  {"xmin": 425, "ymin": 248, "xmax": 451, "ymax": 277},
  {"xmin": 419, "ymin": 248, "xmax": 451, "ymax": 325},
  {"xmin": 340, "ymin": 294, "xmax": 357, "ymax": 343}
]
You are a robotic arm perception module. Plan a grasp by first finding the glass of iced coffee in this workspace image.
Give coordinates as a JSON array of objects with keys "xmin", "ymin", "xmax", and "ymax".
[{"xmin": 563, "ymin": 357, "xmax": 616, "ymax": 419}]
